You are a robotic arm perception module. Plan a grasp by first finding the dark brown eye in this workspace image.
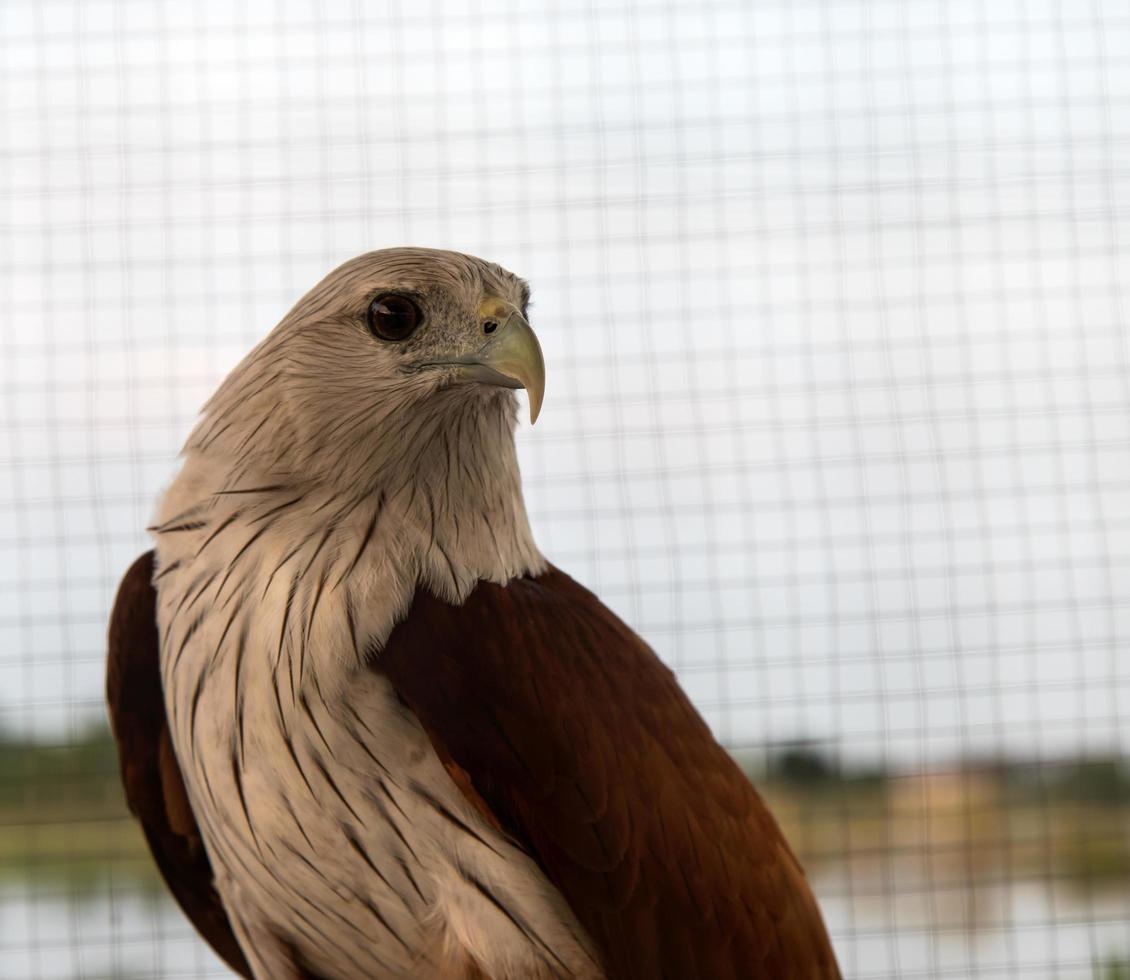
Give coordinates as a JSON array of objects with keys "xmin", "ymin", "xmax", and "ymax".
[{"xmin": 367, "ymin": 294, "xmax": 421, "ymax": 341}]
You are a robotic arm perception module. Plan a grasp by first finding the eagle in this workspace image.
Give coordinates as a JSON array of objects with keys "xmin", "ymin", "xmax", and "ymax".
[{"xmin": 106, "ymin": 248, "xmax": 841, "ymax": 980}]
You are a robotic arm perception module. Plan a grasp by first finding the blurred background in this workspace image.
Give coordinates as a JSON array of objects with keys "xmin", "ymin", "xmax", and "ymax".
[{"xmin": 2, "ymin": 0, "xmax": 1129, "ymax": 977}]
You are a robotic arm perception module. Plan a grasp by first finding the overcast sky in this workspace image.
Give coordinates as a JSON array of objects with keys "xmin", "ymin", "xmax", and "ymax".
[{"xmin": 1, "ymin": 0, "xmax": 1128, "ymax": 765}]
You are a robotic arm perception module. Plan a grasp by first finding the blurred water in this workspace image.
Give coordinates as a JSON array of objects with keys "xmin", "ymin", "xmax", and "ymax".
[
  {"xmin": 820, "ymin": 870, "xmax": 1130, "ymax": 979},
  {"xmin": 2, "ymin": 875, "xmax": 1128, "ymax": 980},
  {"xmin": 0, "ymin": 880, "xmax": 228, "ymax": 980}
]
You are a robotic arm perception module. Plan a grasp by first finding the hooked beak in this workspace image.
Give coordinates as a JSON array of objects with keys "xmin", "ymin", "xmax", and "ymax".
[{"xmin": 426, "ymin": 306, "xmax": 546, "ymax": 424}]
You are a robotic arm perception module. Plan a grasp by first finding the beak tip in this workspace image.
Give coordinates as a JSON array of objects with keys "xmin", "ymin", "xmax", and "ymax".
[{"xmin": 456, "ymin": 308, "xmax": 546, "ymax": 425}]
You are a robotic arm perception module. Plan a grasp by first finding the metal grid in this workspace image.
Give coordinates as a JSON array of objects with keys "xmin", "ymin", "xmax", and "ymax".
[{"xmin": 2, "ymin": 0, "xmax": 1128, "ymax": 976}]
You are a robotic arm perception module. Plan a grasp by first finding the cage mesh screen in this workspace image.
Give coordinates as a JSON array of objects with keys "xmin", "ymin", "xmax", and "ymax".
[{"xmin": 2, "ymin": 0, "xmax": 1129, "ymax": 977}]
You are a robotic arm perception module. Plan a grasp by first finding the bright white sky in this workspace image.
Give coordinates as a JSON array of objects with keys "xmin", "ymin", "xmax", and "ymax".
[{"xmin": 1, "ymin": 0, "xmax": 1128, "ymax": 765}]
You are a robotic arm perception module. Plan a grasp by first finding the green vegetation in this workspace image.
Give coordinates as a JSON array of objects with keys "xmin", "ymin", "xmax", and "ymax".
[
  {"xmin": 0, "ymin": 725, "xmax": 158, "ymax": 891},
  {"xmin": 0, "ymin": 724, "xmax": 120, "ymax": 808},
  {"xmin": 1097, "ymin": 954, "xmax": 1130, "ymax": 980},
  {"xmin": 738, "ymin": 742, "xmax": 1130, "ymax": 892},
  {"xmin": 2, "ymin": 728, "xmax": 1125, "ymax": 976},
  {"xmin": 2, "ymin": 728, "xmax": 1128, "ymax": 899}
]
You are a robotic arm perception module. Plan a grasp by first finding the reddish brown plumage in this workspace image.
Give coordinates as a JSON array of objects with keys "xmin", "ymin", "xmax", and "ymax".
[
  {"xmin": 378, "ymin": 564, "xmax": 842, "ymax": 980},
  {"xmin": 108, "ymin": 551, "xmax": 839, "ymax": 978},
  {"xmin": 105, "ymin": 552, "xmax": 254, "ymax": 980}
]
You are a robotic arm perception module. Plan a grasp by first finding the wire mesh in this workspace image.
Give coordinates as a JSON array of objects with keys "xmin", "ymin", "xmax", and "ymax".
[{"xmin": 1, "ymin": 0, "xmax": 1128, "ymax": 977}]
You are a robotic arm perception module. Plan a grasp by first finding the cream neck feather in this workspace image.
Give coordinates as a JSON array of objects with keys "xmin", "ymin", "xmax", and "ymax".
[{"xmin": 153, "ymin": 385, "xmax": 544, "ymax": 700}]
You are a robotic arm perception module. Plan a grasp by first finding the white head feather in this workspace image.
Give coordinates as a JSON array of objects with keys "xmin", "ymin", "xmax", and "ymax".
[
  {"xmin": 147, "ymin": 251, "xmax": 603, "ymax": 979},
  {"xmin": 154, "ymin": 248, "xmax": 546, "ymax": 696}
]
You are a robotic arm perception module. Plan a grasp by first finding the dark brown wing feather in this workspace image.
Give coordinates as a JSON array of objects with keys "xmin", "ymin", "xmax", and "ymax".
[
  {"xmin": 105, "ymin": 551, "xmax": 253, "ymax": 979},
  {"xmin": 378, "ymin": 565, "xmax": 841, "ymax": 980}
]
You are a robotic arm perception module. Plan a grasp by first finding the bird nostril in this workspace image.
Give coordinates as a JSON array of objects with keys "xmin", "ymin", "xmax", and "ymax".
[{"xmin": 483, "ymin": 320, "xmax": 498, "ymax": 335}]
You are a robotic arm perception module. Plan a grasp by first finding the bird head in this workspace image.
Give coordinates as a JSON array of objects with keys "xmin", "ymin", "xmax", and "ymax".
[{"xmin": 189, "ymin": 248, "xmax": 544, "ymax": 490}]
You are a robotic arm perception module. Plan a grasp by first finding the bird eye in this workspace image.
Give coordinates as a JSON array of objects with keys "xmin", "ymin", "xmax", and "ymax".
[{"xmin": 367, "ymin": 294, "xmax": 421, "ymax": 342}]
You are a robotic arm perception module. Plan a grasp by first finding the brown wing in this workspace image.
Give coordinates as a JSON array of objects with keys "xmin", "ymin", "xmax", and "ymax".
[
  {"xmin": 106, "ymin": 551, "xmax": 253, "ymax": 979},
  {"xmin": 377, "ymin": 565, "xmax": 841, "ymax": 980}
]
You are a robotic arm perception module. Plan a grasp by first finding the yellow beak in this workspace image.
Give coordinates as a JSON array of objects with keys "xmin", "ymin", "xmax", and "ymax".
[{"xmin": 440, "ymin": 307, "xmax": 546, "ymax": 424}]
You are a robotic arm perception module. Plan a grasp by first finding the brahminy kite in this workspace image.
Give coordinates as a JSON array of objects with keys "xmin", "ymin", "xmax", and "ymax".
[{"xmin": 106, "ymin": 248, "xmax": 841, "ymax": 979}]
